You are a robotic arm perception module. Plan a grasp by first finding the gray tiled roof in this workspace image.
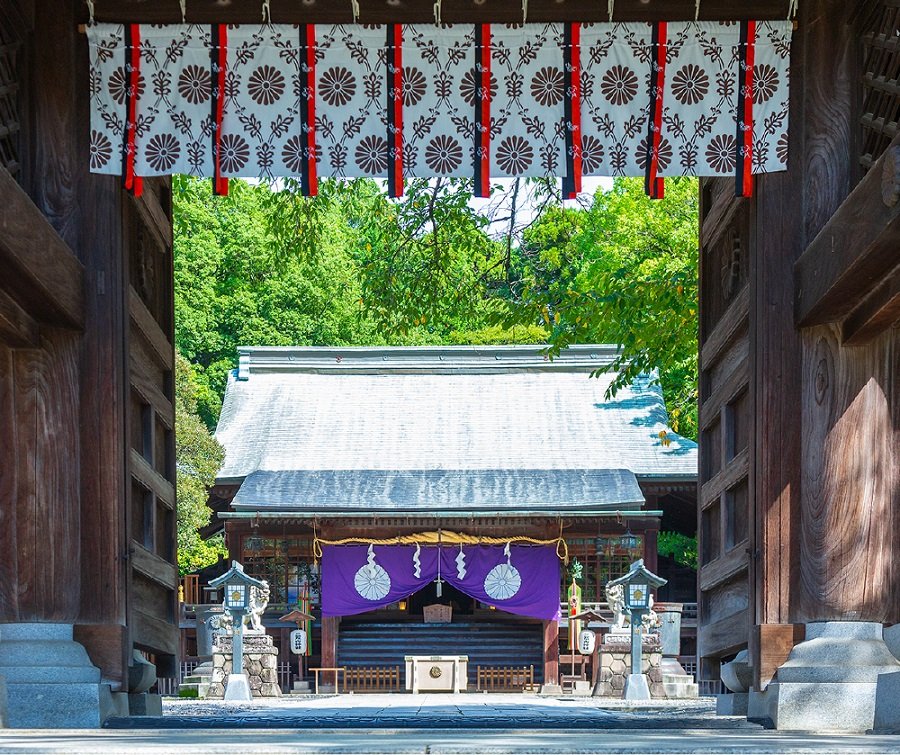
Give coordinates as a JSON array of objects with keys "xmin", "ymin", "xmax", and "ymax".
[
  {"xmin": 231, "ymin": 468, "xmax": 646, "ymax": 516},
  {"xmin": 215, "ymin": 345, "xmax": 697, "ymax": 490}
]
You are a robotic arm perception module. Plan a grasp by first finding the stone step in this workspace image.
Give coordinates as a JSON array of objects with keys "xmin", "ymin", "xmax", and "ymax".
[
  {"xmin": 662, "ymin": 674, "xmax": 696, "ymax": 684},
  {"xmin": 663, "ymin": 681, "xmax": 699, "ymax": 699}
]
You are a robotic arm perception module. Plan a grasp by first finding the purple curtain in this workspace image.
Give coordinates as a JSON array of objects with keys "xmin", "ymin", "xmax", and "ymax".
[{"xmin": 321, "ymin": 543, "xmax": 560, "ymax": 620}]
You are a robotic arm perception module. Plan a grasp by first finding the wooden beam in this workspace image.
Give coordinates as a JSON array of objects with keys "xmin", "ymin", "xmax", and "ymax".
[
  {"xmin": 129, "ymin": 287, "xmax": 173, "ymax": 371},
  {"xmin": 700, "ymin": 448, "xmax": 749, "ymax": 508},
  {"xmin": 88, "ymin": 0, "xmax": 795, "ymax": 24},
  {"xmin": 130, "ymin": 449, "xmax": 175, "ymax": 509},
  {"xmin": 841, "ymin": 263, "xmax": 900, "ymax": 345},
  {"xmin": 130, "ymin": 353, "xmax": 174, "ymax": 427},
  {"xmin": 74, "ymin": 624, "xmax": 128, "ymax": 689},
  {"xmin": 699, "ymin": 540, "xmax": 749, "ymax": 592},
  {"xmin": 0, "ymin": 166, "xmax": 84, "ymax": 329},
  {"xmin": 698, "ymin": 607, "xmax": 749, "ymax": 659},
  {"xmin": 132, "ymin": 608, "xmax": 179, "ymax": 656},
  {"xmin": 0, "ymin": 288, "xmax": 39, "ymax": 347},
  {"xmin": 130, "ymin": 191, "xmax": 172, "ymax": 253},
  {"xmin": 795, "ymin": 137, "xmax": 900, "ymax": 326},
  {"xmin": 699, "ymin": 358, "xmax": 749, "ymax": 431},
  {"xmin": 543, "ymin": 618, "xmax": 559, "ymax": 687},
  {"xmin": 700, "ymin": 285, "xmax": 749, "ymax": 371},
  {"xmin": 130, "ymin": 540, "xmax": 178, "ymax": 589}
]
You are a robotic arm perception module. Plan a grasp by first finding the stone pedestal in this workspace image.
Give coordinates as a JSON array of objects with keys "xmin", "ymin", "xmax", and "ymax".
[
  {"xmin": 873, "ymin": 671, "xmax": 900, "ymax": 734},
  {"xmin": 207, "ymin": 633, "xmax": 282, "ymax": 699},
  {"xmin": 594, "ymin": 633, "xmax": 663, "ymax": 698},
  {"xmin": 0, "ymin": 623, "xmax": 104, "ymax": 728},
  {"xmin": 717, "ymin": 649, "xmax": 752, "ymax": 716},
  {"xmin": 717, "ymin": 692, "xmax": 749, "ymax": 716},
  {"xmin": 749, "ymin": 622, "xmax": 900, "ymax": 732}
]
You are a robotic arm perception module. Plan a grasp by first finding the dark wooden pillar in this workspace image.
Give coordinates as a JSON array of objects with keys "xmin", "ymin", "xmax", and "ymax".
[
  {"xmin": 321, "ymin": 616, "xmax": 338, "ymax": 669},
  {"xmin": 644, "ymin": 528, "xmax": 658, "ymax": 576},
  {"xmin": 543, "ymin": 619, "xmax": 559, "ymax": 686}
]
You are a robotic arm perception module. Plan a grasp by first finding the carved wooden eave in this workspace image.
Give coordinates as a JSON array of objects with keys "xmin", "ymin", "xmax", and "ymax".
[{"xmin": 794, "ymin": 135, "xmax": 900, "ymax": 341}]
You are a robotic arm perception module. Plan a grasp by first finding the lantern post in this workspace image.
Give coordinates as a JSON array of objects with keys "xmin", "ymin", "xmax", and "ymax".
[
  {"xmin": 209, "ymin": 561, "xmax": 268, "ymax": 701},
  {"xmin": 607, "ymin": 559, "xmax": 666, "ymax": 700}
]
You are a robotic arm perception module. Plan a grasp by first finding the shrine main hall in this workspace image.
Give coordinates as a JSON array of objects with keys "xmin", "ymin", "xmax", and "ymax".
[{"xmin": 188, "ymin": 344, "xmax": 698, "ymax": 687}]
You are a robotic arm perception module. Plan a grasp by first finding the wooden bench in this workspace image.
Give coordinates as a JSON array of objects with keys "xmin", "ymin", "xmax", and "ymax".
[
  {"xmin": 476, "ymin": 665, "xmax": 536, "ymax": 692},
  {"xmin": 342, "ymin": 666, "xmax": 402, "ymax": 692}
]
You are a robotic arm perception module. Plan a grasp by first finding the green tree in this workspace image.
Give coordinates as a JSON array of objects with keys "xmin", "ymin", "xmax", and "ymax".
[
  {"xmin": 175, "ymin": 353, "xmax": 227, "ymax": 574},
  {"xmin": 505, "ymin": 178, "xmax": 699, "ymax": 438}
]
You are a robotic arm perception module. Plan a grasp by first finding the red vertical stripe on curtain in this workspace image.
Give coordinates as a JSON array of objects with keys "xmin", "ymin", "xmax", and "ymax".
[
  {"xmin": 301, "ymin": 23, "xmax": 318, "ymax": 196},
  {"xmin": 736, "ymin": 20, "xmax": 756, "ymax": 198},
  {"xmin": 211, "ymin": 23, "xmax": 229, "ymax": 196},
  {"xmin": 474, "ymin": 23, "xmax": 491, "ymax": 198},
  {"xmin": 123, "ymin": 23, "xmax": 143, "ymax": 197},
  {"xmin": 644, "ymin": 21, "xmax": 667, "ymax": 200},
  {"xmin": 563, "ymin": 22, "xmax": 582, "ymax": 199},
  {"xmin": 387, "ymin": 24, "xmax": 404, "ymax": 198}
]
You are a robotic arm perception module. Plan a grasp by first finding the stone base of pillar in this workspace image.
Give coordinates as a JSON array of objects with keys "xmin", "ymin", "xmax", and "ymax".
[
  {"xmin": 873, "ymin": 671, "xmax": 900, "ymax": 734},
  {"xmin": 749, "ymin": 622, "xmax": 900, "ymax": 732},
  {"xmin": 623, "ymin": 673, "xmax": 651, "ymax": 700},
  {"xmin": 0, "ymin": 674, "xmax": 7, "ymax": 727},
  {"xmin": 0, "ymin": 623, "xmax": 104, "ymax": 728}
]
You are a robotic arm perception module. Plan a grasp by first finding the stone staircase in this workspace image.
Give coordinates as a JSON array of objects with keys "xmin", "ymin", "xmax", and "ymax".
[
  {"xmin": 178, "ymin": 661, "xmax": 213, "ymax": 698},
  {"xmin": 654, "ymin": 657, "xmax": 699, "ymax": 699}
]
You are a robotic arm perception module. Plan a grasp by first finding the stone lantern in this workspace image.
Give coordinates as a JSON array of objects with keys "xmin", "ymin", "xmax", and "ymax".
[
  {"xmin": 209, "ymin": 561, "xmax": 268, "ymax": 701},
  {"xmin": 607, "ymin": 559, "xmax": 666, "ymax": 700}
]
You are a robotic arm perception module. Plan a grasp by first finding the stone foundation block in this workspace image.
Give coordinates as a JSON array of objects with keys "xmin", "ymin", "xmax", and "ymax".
[
  {"xmin": 128, "ymin": 693, "xmax": 162, "ymax": 716},
  {"xmin": 717, "ymin": 692, "xmax": 749, "ymax": 716},
  {"xmin": 873, "ymin": 671, "xmax": 900, "ymax": 734},
  {"xmin": 0, "ymin": 623, "xmax": 105, "ymax": 728},
  {"xmin": 207, "ymin": 633, "xmax": 282, "ymax": 699}
]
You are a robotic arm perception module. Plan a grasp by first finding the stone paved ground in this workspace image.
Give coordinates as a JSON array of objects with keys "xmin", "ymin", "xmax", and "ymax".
[
  {"xmin": 105, "ymin": 694, "xmax": 749, "ymax": 731},
  {"xmin": 1, "ymin": 696, "xmax": 897, "ymax": 753}
]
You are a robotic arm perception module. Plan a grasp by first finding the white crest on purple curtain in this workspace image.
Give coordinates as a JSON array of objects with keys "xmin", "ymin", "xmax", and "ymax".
[
  {"xmin": 354, "ymin": 544, "xmax": 391, "ymax": 600},
  {"xmin": 483, "ymin": 541, "xmax": 521, "ymax": 600}
]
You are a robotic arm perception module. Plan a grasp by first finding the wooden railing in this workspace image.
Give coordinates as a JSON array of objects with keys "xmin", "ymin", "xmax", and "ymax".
[
  {"xmin": 180, "ymin": 574, "xmax": 200, "ymax": 604},
  {"xmin": 342, "ymin": 666, "xmax": 402, "ymax": 693},
  {"xmin": 476, "ymin": 665, "xmax": 536, "ymax": 692}
]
